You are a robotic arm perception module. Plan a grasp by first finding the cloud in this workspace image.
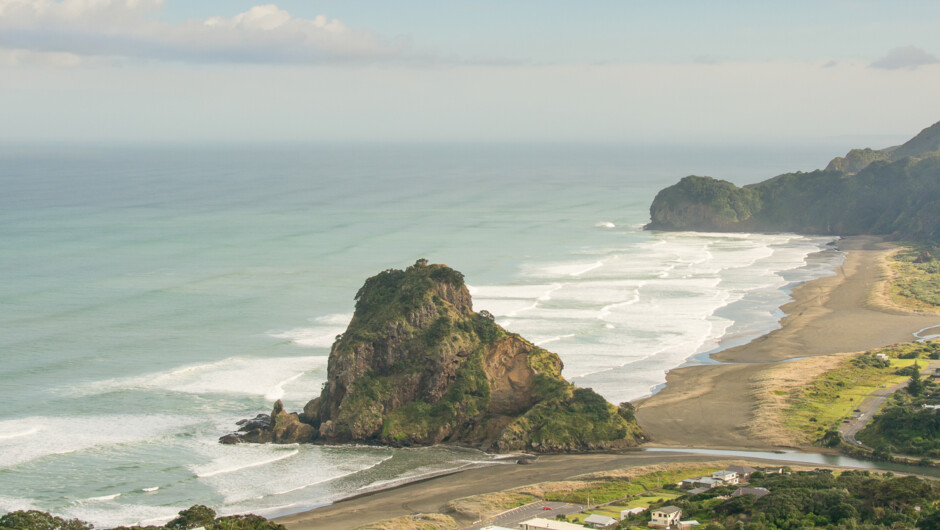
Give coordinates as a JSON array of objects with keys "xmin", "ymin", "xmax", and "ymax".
[
  {"xmin": 0, "ymin": 0, "xmax": 408, "ymax": 64},
  {"xmin": 871, "ymin": 45, "xmax": 940, "ymax": 70}
]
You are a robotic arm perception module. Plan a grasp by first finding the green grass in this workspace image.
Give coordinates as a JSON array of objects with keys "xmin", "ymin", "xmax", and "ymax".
[
  {"xmin": 544, "ymin": 482, "xmax": 645, "ymax": 504},
  {"xmin": 889, "ymin": 243, "xmax": 940, "ymax": 309},
  {"xmin": 620, "ymin": 492, "xmax": 681, "ymax": 509},
  {"xmin": 630, "ymin": 468, "xmax": 721, "ymax": 491},
  {"xmin": 544, "ymin": 467, "xmax": 716, "ymax": 504},
  {"xmin": 785, "ymin": 353, "xmax": 921, "ymax": 442}
]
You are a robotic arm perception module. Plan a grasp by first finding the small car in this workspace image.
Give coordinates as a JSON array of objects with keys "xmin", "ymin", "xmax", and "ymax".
[{"xmin": 542, "ymin": 506, "xmax": 553, "ymax": 510}]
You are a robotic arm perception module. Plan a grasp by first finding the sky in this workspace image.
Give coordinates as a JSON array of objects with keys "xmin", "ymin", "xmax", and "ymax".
[{"xmin": 2, "ymin": 0, "xmax": 940, "ymax": 144}]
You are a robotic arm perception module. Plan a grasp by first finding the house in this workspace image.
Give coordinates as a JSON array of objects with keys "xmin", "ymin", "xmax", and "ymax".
[
  {"xmin": 876, "ymin": 353, "xmax": 890, "ymax": 361},
  {"xmin": 584, "ymin": 514, "xmax": 618, "ymax": 528},
  {"xmin": 692, "ymin": 477, "xmax": 722, "ymax": 488},
  {"xmin": 519, "ymin": 518, "xmax": 586, "ymax": 530},
  {"xmin": 712, "ymin": 470, "xmax": 739, "ymax": 485},
  {"xmin": 732, "ymin": 487, "xmax": 770, "ymax": 499},
  {"xmin": 679, "ymin": 521, "xmax": 701, "ymax": 528},
  {"xmin": 620, "ymin": 507, "xmax": 647, "ymax": 520},
  {"xmin": 725, "ymin": 465, "xmax": 756, "ymax": 479},
  {"xmin": 687, "ymin": 487, "xmax": 710, "ymax": 496},
  {"xmin": 679, "ymin": 478, "xmax": 699, "ymax": 489},
  {"xmin": 650, "ymin": 506, "xmax": 682, "ymax": 528},
  {"xmin": 480, "ymin": 527, "xmax": 517, "ymax": 530}
]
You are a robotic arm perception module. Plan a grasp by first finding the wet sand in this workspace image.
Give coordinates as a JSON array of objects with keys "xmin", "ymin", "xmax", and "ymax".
[{"xmin": 635, "ymin": 236, "xmax": 939, "ymax": 449}]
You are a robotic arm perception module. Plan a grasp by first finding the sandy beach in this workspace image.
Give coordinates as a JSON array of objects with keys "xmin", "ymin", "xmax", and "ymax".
[
  {"xmin": 277, "ymin": 235, "xmax": 940, "ymax": 529},
  {"xmin": 635, "ymin": 236, "xmax": 939, "ymax": 449}
]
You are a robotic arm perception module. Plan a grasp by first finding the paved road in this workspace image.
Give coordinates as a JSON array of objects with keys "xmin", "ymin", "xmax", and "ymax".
[
  {"xmin": 841, "ymin": 361, "xmax": 939, "ymax": 447},
  {"xmin": 469, "ymin": 501, "xmax": 586, "ymax": 529}
]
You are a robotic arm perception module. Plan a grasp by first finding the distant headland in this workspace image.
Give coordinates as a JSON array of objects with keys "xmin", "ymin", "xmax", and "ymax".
[{"xmin": 646, "ymin": 120, "xmax": 940, "ymax": 242}]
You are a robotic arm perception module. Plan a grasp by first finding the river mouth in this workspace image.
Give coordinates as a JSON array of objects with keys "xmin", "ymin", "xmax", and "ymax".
[{"xmin": 643, "ymin": 447, "xmax": 940, "ymax": 478}]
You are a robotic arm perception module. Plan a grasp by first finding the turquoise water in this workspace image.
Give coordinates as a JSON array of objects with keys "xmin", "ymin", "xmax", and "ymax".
[{"xmin": 0, "ymin": 143, "xmax": 845, "ymax": 526}]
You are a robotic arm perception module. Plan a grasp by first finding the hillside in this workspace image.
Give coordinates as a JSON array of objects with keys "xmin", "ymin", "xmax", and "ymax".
[
  {"xmin": 227, "ymin": 260, "xmax": 645, "ymax": 453},
  {"xmin": 647, "ymin": 120, "xmax": 940, "ymax": 242}
]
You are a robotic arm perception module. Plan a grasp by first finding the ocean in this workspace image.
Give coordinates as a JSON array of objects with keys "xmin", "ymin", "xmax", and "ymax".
[{"xmin": 0, "ymin": 143, "xmax": 845, "ymax": 527}]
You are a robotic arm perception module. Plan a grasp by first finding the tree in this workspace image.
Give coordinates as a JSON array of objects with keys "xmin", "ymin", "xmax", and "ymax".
[
  {"xmin": 208, "ymin": 515, "xmax": 286, "ymax": 530},
  {"xmin": 166, "ymin": 505, "xmax": 216, "ymax": 530},
  {"xmin": 909, "ymin": 363, "xmax": 925, "ymax": 397},
  {"xmin": 0, "ymin": 511, "xmax": 93, "ymax": 530}
]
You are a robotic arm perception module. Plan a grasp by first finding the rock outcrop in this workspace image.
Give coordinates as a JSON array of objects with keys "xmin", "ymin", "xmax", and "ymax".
[
  {"xmin": 646, "ymin": 120, "xmax": 940, "ymax": 242},
  {"xmin": 222, "ymin": 400, "xmax": 316, "ymax": 444},
  {"xmin": 223, "ymin": 260, "xmax": 645, "ymax": 452}
]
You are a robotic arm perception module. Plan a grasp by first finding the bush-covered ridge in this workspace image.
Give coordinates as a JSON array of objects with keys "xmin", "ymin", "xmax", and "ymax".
[
  {"xmin": 0, "ymin": 505, "xmax": 284, "ymax": 530},
  {"xmin": 236, "ymin": 260, "xmax": 645, "ymax": 452},
  {"xmin": 647, "ymin": 120, "xmax": 940, "ymax": 242}
]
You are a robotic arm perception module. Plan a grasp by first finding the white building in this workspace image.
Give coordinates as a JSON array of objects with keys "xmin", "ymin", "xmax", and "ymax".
[
  {"xmin": 519, "ymin": 518, "xmax": 587, "ymax": 530},
  {"xmin": 712, "ymin": 470, "xmax": 739, "ymax": 485},
  {"xmin": 584, "ymin": 514, "xmax": 618, "ymax": 528},
  {"xmin": 725, "ymin": 465, "xmax": 756, "ymax": 479},
  {"xmin": 621, "ymin": 507, "xmax": 647, "ymax": 520},
  {"xmin": 650, "ymin": 506, "xmax": 682, "ymax": 528}
]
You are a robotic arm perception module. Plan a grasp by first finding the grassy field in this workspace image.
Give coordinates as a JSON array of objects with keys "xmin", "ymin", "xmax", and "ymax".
[
  {"xmin": 887, "ymin": 243, "xmax": 940, "ymax": 311},
  {"xmin": 543, "ymin": 465, "xmax": 721, "ymax": 504},
  {"xmin": 784, "ymin": 355, "xmax": 920, "ymax": 442}
]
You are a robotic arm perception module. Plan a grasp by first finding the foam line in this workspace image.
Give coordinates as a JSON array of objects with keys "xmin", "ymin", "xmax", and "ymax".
[
  {"xmin": 78, "ymin": 493, "xmax": 121, "ymax": 503},
  {"xmin": 569, "ymin": 261, "xmax": 604, "ymax": 277},
  {"xmin": 0, "ymin": 428, "xmax": 40, "ymax": 441},
  {"xmin": 267, "ymin": 454, "xmax": 395, "ymax": 496},
  {"xmin": 265, "ymin": 372, "xmax": 305, "ymax": 401},
  {"xmin": 535, "ymin": 334, "xmax": 576, "ymax": 346},
  {"xmin": 195, "ymin": 450, "xmax": 300, "ymax": 478}
]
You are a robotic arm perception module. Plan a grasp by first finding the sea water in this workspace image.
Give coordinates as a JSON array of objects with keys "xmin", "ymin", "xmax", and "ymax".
[{"xmin": 0, "ymin": 143, "xmax": 845, "ymax": 526}]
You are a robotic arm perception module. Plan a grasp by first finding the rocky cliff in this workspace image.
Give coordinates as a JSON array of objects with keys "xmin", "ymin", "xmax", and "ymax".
[
  {"xmin": 224, "ymin": 260, "xmax": 645, "ymax": 453},
  {"xmin": 647, "ymin": 120, "xmax": 940, "ymax": 242}
]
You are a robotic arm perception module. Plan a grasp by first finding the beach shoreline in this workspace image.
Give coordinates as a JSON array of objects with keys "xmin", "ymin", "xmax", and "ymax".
[
  {"xmin": 634, "ymin": 235, "xmax": 939, "ymax": 450},
  {"xmin": 276, "ymin": 235, "xmax": 940, "ymax": 529}
]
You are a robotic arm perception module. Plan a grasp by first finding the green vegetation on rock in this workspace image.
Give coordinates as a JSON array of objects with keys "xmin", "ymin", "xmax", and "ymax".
[
  {"xmin": 250, "ymin": 260, "xmax": 649, "ymax": 452},
  {"xmin": 647, "ymin": 120, "xmax": 940, "ymax": 242},
  {"xmin": 646, "ymin": 175, "xmax": 762, "ymax": 231}
]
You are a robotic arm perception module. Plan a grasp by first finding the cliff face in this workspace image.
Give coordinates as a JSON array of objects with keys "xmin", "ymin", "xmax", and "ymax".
[
  {"xmin": 228, "ymin": 261, "xmax": 645, "ymax": 453},
  {"xmin": 646, "ymin": 175, "xmax": 762, "ymax": 231},
  {"xmin": 647, "ymin": 120, "xmax": 940, "ymax": 242}
]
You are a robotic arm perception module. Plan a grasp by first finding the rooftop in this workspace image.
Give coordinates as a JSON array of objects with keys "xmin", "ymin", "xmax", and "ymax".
[
  {"xmin": 519, "ymin": 518, "xmax": 587, "ymax": 530},
  {"xmin": 585, "ymin": 514, "xmax": 618, "ymax": 524}
]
